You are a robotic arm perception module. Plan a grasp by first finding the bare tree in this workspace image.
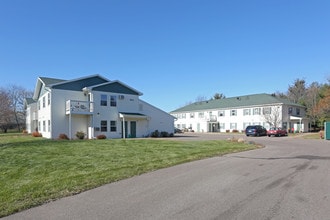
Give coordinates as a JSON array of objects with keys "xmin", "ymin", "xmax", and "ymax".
[
  {"xmin": 195, "ymin": 95, "xmax": 208, "ymax": 102},
  {"xmin": 262, "ymin": 106, "xmax": 282, "ymax": 127},
  {"xmin": 0, "ymin": 89, "xmax": 13, "ymax": 133},
  {"xmin": 5, "ymin": 85, "xmax": 33, "ymax": 132}
]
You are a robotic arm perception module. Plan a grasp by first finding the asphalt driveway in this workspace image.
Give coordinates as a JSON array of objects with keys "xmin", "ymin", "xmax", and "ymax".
[{"xmin": 4, "ymin": 133, "xmax": 330, "ymax": 220}]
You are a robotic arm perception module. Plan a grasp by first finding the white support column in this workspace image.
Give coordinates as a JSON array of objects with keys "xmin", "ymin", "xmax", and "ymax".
[
  {"xmin": 123, "ymin": 116, "xmax": 126, "ymax": 139},
  {"xmin": 69, "ymin": 114, "xmax": 72, "ymax": 139}
]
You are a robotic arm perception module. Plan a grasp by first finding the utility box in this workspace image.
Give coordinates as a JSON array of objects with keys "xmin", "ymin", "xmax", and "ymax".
[{"xmin": 325, "ymin": 122, "xmax": 330, "ymax": 140}]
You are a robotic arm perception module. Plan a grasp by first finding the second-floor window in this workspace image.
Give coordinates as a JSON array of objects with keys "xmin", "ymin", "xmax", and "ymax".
[
  {"xmin": 100, "ymin": 94, "xmax": 107, "ymax": 106},
  {"xmin": 42, "ymin": 97, "xmax": 46, "ymax": 108},
  {"xmin": 110, "ymin": 95, "xmax": 117, "ymax": 107},
  {"xmin": 231, "ymin": 109, "xmax": 237, "ymax": 116},
  {"xmin": 218, "ymin": 110, "xmax": 225, "ymax": 117},
  {"xmin": 48, "ymin": 93, "xmax": 50, "ymax": 105},
  {"xmin": 253, "ymin": 108, "xmax": 261, "ymax": 115},
  {"xmin": 296, "ymin": 108, "xmax": 300, "ymax": 115},
  {"xmin": 263, "ymin": 107, "xmax": 271, "ymax": 115},
  {"xmin": 190, "ymin": 113, "xmax": 195, "ymax": 118},
  {"xmin": 243, "ymin": 109, "xmax": 251, "ymax": 116}
]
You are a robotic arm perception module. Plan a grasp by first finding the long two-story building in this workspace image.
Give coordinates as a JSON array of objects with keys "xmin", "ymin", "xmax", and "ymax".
[
  {"xmin": 25, "ymin": 75, "xmax": 174, "ymax": 139},
  {"xmin": 170, "ymin": 93, "xmax": 308, "ymax": 133}
]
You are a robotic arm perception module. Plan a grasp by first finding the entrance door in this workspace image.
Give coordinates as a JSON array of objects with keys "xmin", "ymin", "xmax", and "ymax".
[{"xmin": 130, "ymin": 121, "xmax": 136, "ymax": 138}]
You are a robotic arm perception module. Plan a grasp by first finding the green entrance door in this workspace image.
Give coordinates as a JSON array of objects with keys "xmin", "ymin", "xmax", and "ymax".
[{"xmin": 130, "ymin": 121, "xmax": 136, "ymax": 138}]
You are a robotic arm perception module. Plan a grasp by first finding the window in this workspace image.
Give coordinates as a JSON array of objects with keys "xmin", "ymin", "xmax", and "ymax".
[
  {"xmin": 190, "ymin": 113, "xmax": 195, "ymax": 118},
  {"xmin": 110, "ymin": 95, "xmax": 117, "ymax": 107},
  {"xmin": 296, "ymin": 108, "xmax": 300, "ymax": 115},
  {"xmin": 38, "ymin": 100, "xmax": 40, "ymax": 110},
  {"xmin": 182, "ymin": 113, "xmax": 186, "ymax": 119},
  {"xmin": 198, "ymin": 112, "xmax": 204, "ymax": 118},
  {"xmin": 42, "ymin": 97, "xmax": 45, "ymax": 108},
  {"xmin": 100, "ymin": 94, "xmax": 107, "ymax": 106},
  {"xmin": 38, "ymin": 121, "xmax": 41, "ymax": 131},
  {"xmin": 253, "ymin": 108, "xmax": 261, "ymax": 115},
  {"xmin": 48, "ymin": 120, "xmax": 51, "ymax": 132},
  {"xmin": 101, "ymin": 120, "xmax": 107, "ymax": 132},
  {"xmin": 231, "ymin": 109, "xmax": 237, "ymax": 116},
  {"xmin": 263, "ymin": 107, "xmax": 271, "ymax": 115},
  {"xmin": 110, "ymin": 121, "xmax": 116, "ymax": 132},
  {"xmin": 220, "ymin": 123, "xmax": 225, "ymax": 129},
  {"xmin": 48, "ymin": 93, "xmax": 50, "ymax": 105},
  {"xmin": 43, "ymin": 121, "xmax": 46, "ymax": 132},
  {"xmin": 230, "ymin": 123, "xmax": 237, "ymax": 130},
  {"xmin": 218, "ymin": 110, "xmax": 225, "ymax": 117},
  {"xmin": 243, "ymin": 109, "xmax": 251, "ymax": 116}
]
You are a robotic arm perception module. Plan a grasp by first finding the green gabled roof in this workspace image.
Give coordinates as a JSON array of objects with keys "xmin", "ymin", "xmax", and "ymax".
[
  {"xmin": 25, "ymin": 98, "xmax": 36, "ymax": 105},
  {"xmin": 91, "ymin": 81, "xmax": 142, "ymax": 95},
  {"xmin": 171, "ymin": 93, "xmax": 304, "ymax": 113},
  {"xmin": 51, "ymin": 75, "xmax": 109, "ymax": 91}
]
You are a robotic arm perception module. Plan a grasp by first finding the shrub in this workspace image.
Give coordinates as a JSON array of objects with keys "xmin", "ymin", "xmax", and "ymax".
[
  {"xmin": 226, "ymin": 130, "xmax": 230, "ymax": 133},
  {"xmin": 151, "ymin": 130, "xmax": 160, "ymax": 137},
  {"xmin": 22, "ymin": 130, "xmax": 28, "ymax": 134},
  {"xmin": 58, "ymin": 133, "xmax": 69, "ymax": 140},
  {"xmin": 32, "ymin": 131, "xmax": 42, "ymax": 137},
  {"xmin": 96, "ymin": 134, "xmax": 107, "ymax": 139},
  {"xmin": 75, "ymin": 131, "xmax": 85, "ymax": 140},
  {"xmin": 232, "ymin": 129, "xmax": 239, "ymax": 133},
  {"xmin": 160, "ymin": 131, "xmax": 169, "ymax": 137}
]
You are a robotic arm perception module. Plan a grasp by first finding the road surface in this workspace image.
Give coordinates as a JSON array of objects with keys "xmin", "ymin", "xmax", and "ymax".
[{"xmin": 4, "ymin": 134, "xmax": 330, "ymax": 220}]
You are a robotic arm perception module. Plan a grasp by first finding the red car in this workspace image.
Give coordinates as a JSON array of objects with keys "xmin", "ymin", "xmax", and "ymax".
[{"xmin": 267, "ymin": 127, "xmax": 288, "ymax": 137}]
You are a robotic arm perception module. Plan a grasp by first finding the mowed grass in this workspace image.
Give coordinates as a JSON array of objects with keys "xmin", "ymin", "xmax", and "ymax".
[{"xmin": 0, "ymin": 133, "xmax": 258, "ymax": 217}]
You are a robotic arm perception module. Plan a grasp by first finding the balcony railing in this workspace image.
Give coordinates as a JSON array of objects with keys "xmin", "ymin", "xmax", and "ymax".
[
  {"xmin": 66, "ymin": 100, "xmax": 94, "ymax": 115},
  {"xmin": 207, "ymin": 115, "xmax": 217, "ymax": 122}
]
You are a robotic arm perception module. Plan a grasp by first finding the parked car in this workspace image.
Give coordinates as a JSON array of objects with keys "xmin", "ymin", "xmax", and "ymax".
[
  {"xmin": 245, "ymin": 125, "xmax": 267, "ymax": 137},
  {"xmin": 267, "ymin": 127, "xmax": 288, "ymax": 137},
  {"xmin": 174, "ymin": 128, "xmax": 184, "ymax": 133}
]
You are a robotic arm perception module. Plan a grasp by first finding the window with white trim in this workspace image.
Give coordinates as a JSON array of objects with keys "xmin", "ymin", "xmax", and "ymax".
[
  {"xmin": 218, "ymin": 110, "xmax": 225, "ymax": 117},
  {"xmin": 101, "ymin": 120, "xmax": 107, "ymax": 132},
  {"xmin": 100, "ymin": 94, "xmax": 107, "ymax": 106},
  {"xmin": 253, "ymin": 108, "xmax": 261, "ymax": 115},
  {"xmin": 110, "ymin": 95, "xmax": 117, "ymax": 107},
  {"xmin": 231, "ymin": 109, "xmax": 237, "ymax": 116},
  {"xmin": 110, "ymin": 121, "xmax": 116, "ymax": 132},
  {"xmin": 243, "ymin": 109, "xmax": 251, "ymax": 116}
]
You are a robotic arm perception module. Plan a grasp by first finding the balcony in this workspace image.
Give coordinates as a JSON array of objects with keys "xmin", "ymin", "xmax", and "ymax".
[
  {"xmin": 207, "ymin": 115, "xmax": 217, "ymax": 122},
  {"xmin": 66, "ymin": 100, "xmax": 94, "ymax": 115}
]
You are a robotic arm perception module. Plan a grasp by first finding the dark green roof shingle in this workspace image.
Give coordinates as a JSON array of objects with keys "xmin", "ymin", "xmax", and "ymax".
[{"xmin": 171, "ymin": 93, "xmax": 304, "ymax": 113}]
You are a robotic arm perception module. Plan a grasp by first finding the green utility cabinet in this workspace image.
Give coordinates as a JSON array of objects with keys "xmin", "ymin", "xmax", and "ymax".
[{"xmin": 325, "ymin": 122, "xmax": 330, "ymax": 140}]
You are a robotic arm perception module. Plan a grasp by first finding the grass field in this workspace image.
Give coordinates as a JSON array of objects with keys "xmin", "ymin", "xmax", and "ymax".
[{"xmin": 0, "ymin": 133, "xmax": 259, "ymax": 217}]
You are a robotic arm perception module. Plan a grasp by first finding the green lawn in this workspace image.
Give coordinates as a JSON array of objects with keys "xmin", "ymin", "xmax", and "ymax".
[{"xmin": 0, "ymin": 133, "xmax": 259, "ymax": 217}]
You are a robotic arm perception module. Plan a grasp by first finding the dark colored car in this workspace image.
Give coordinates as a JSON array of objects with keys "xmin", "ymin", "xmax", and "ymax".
[
  {"xmin": 245, "ymin": 125, "xmax": 267, "ymax": 137},
  {"xmin": 267, "ymin": 127, "xmax": 288, "ymax": 137},
  {"xmin": 174, "ymin": 128, "xmax": 184, "ymax": 133}
]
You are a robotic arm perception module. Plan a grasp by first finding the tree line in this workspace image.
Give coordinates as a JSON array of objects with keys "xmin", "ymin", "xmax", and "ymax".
[
  {"xmin": 0, "ymin": 85, "xmax": 33, "ymax": 133},
  {"xmin": 189, "ymin": 78, "xmax": 330, "ymax": 129}
]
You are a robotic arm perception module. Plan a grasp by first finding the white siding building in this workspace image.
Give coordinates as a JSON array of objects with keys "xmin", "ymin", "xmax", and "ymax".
[
  {"xmin": 171, "ymin": 94, "xmax": 308, "ymax": 133},
  {"xmin": 25, "ymin": 75, "xmax": 174, "ymax": 139}
]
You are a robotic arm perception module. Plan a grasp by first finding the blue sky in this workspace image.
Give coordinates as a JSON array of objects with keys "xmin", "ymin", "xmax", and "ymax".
[{"xmin": 1, "ymin": 0, "xmax": 329, "ymax": 112}]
